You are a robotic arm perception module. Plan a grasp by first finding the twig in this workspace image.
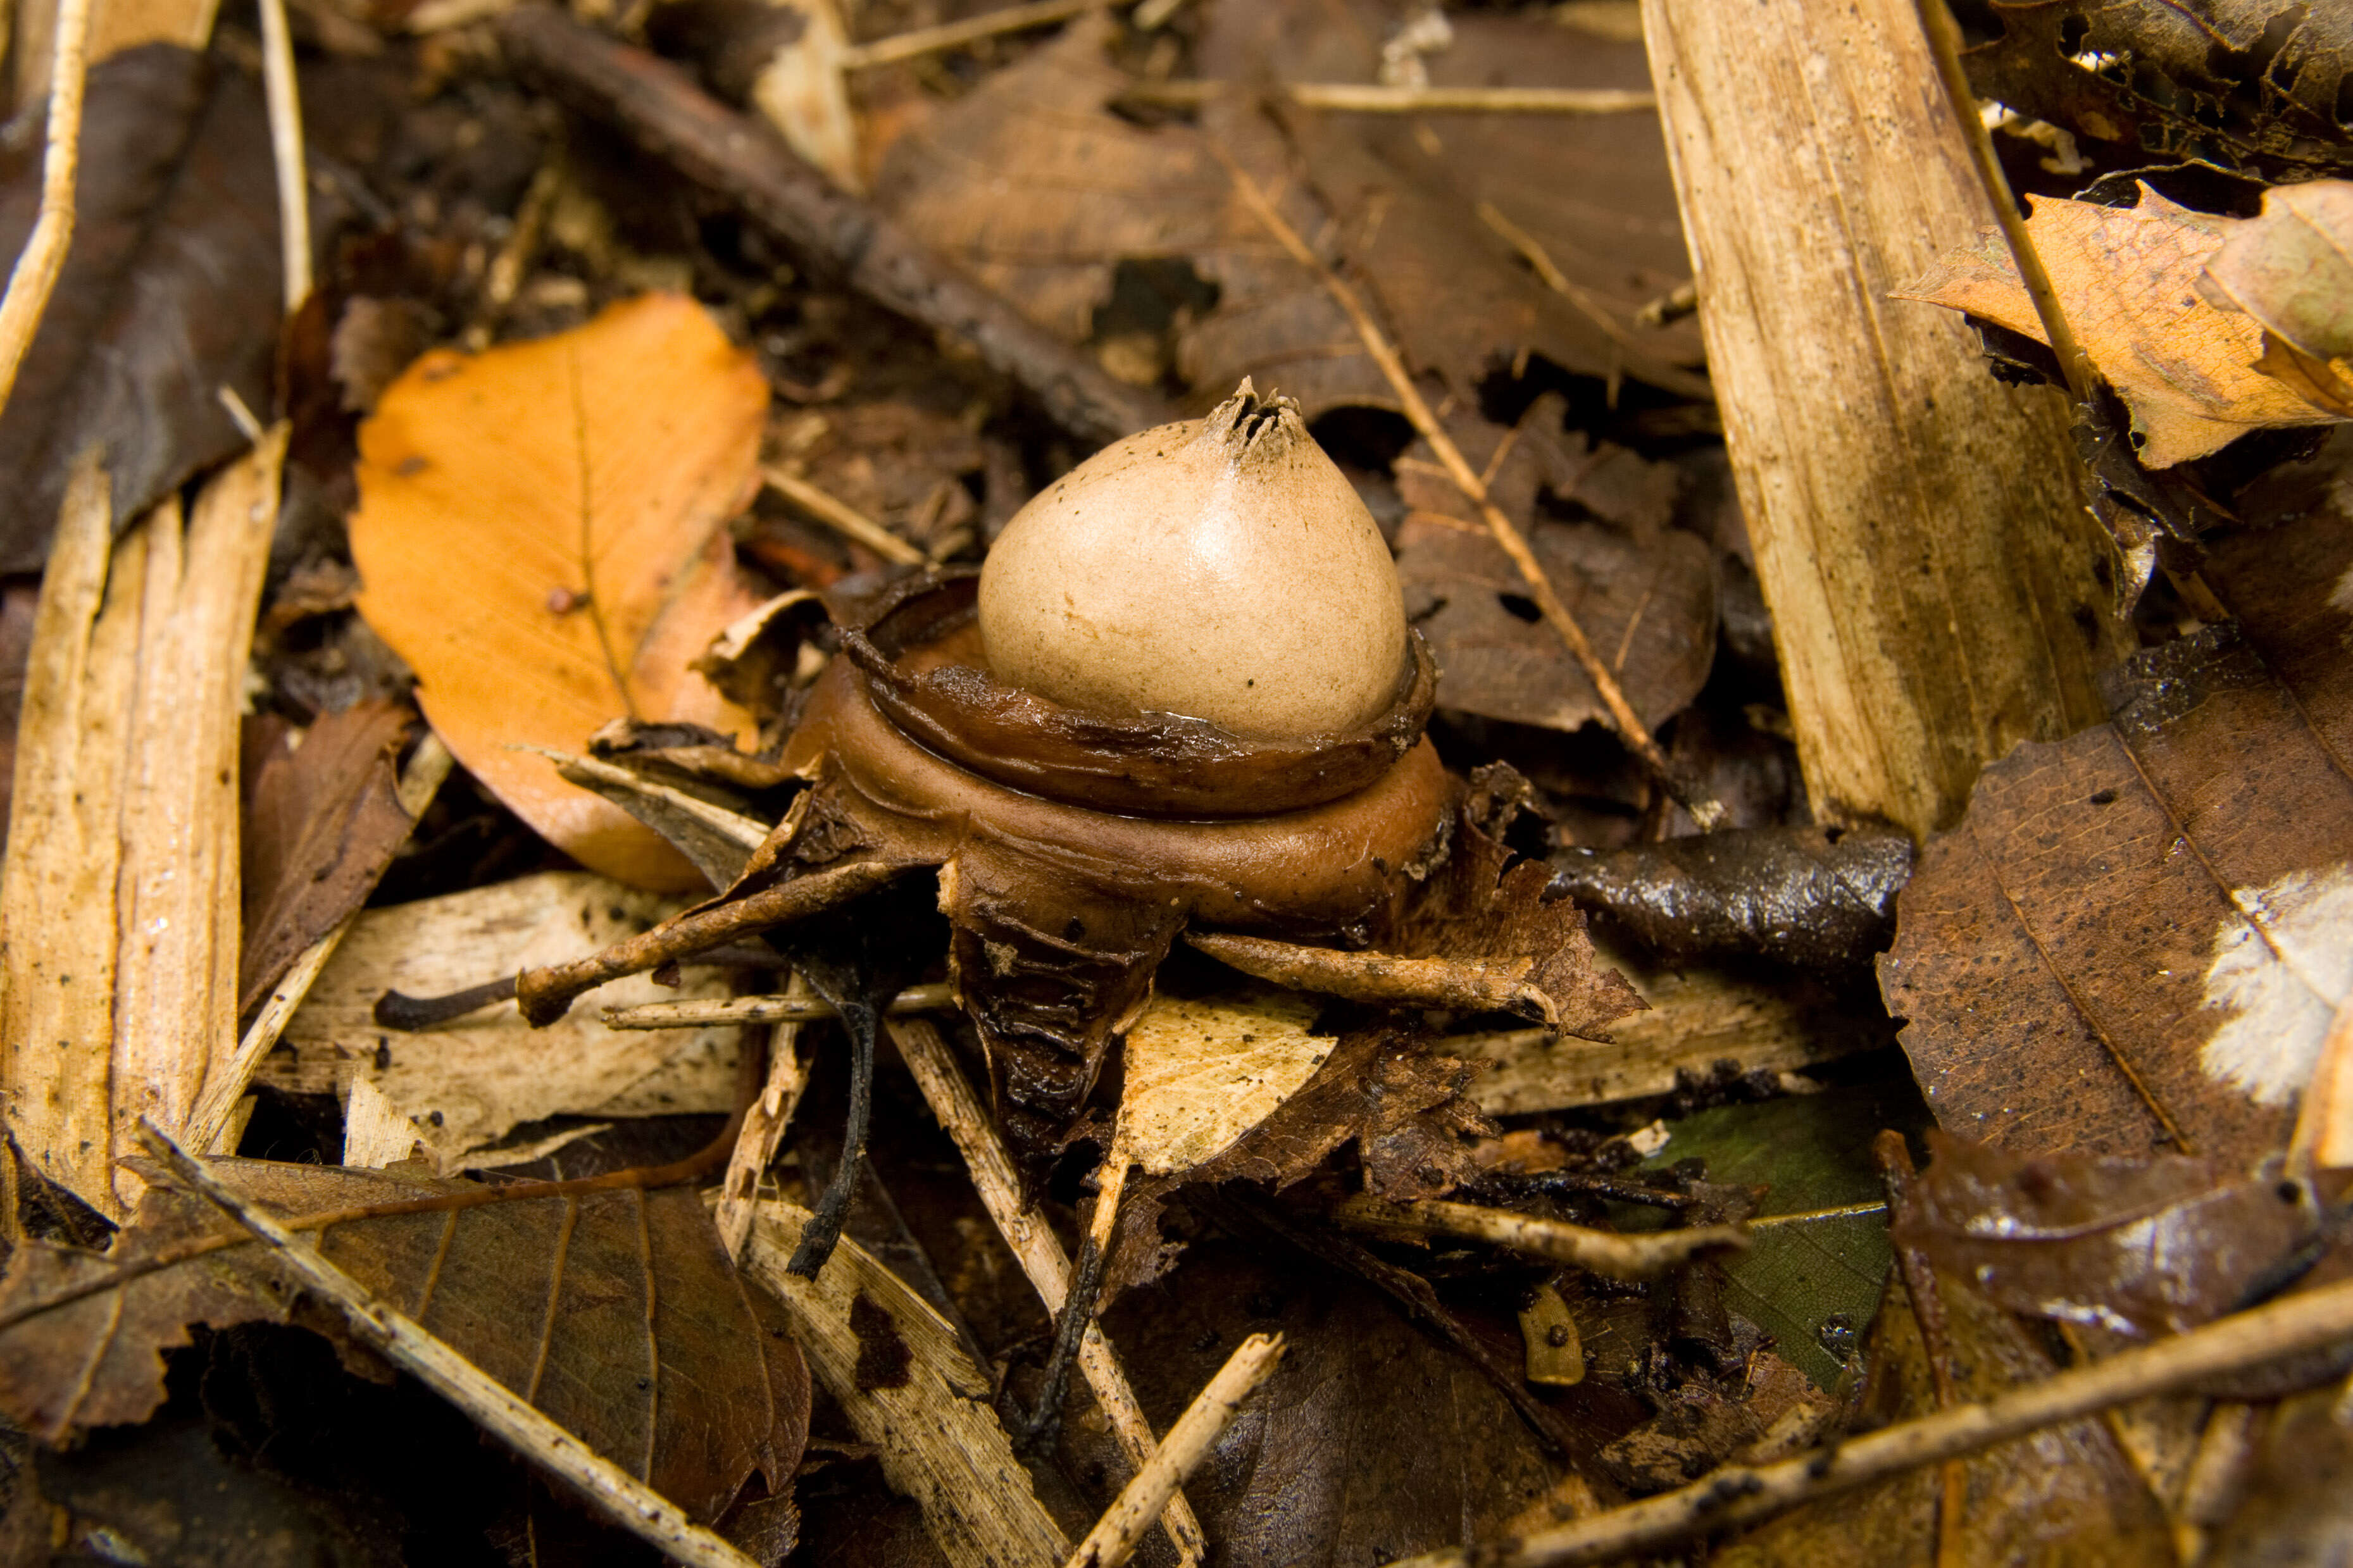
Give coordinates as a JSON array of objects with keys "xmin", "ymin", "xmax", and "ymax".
[
  {"xmin": 137, "ymin": 1121, "xmax": 761, "ymax": 1568},
  {"xmin": 1911, "ymin": 0, "xmax": 2092, "ymax": 402},
  {"xmin": 887, "ymin": 1019, "xmax": 1209, "ymax": 1567},
  {"xmin": 516, "ymin": 858, "xmax": 908, "ymax": 1024},
  {"xmin": 255, "ymin": 0, "xmax": 311, "ymax": 312},
  {"xmin": 716, "ymin": 978, "xmax": 811, "ymax": 1257},
  {"xmin": 1335, "ymin": 1193, "xmax": 1745, "ymax": 1278},
  {"xmin": 1187, "ymin": 930, "xmax": 1562, "ymax": 1028},
  {"xmin": 496, "ymin": 7, "xmax": 1173, "ymax": 445},
  {"xmin": 1213, "ymin": 151, "xmax": 1723, "ymax": 828},
  {"xmin": 842, "ymin": 0, "xmax": 1102, "ymax": 69},
  {"xmin": 1116, "ymin": 82, "xmax": 1655, "ymax": 114},
  {"xmin": 2175, "ymin": 1398, "xmax": 2262, "ymax": 1562},
  {"xmin": 0, "ymin": 0, "xmax": 94, "ymax": 419},
  {"xmin": 605, "ymin": 981, "xmax": 955, "ymax": 1031},
  {"xmin": 483, "ymin": 159, "xmax": 563, "ymax": 318},
  {"xmin": 194, "ymin": 734, "xmax": 453, "ymax": 1154},
  {"xmin": 1634, "ymin": 280, "xmax": 1698, "ymax": 328},
  {"xmin": 763, "ymin": 466, "xmax": 926, "ymax": 567},
  {"xmin": 1128, "ymin": 0, "xmax": 1187, "ymax": 29},
  {"xmin": 1385, "ymin": 1272, "xmax": 2353, "ymax": 1568},
  {"xmin": 1063, "ymin": 1333, "xmax": 1285, "ymax": 1568}
]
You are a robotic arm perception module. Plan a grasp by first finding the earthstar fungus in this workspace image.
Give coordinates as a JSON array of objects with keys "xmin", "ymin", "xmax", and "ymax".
[{"xmin": 511, "ymin": 383, "xmax": 1633, "ymax": 1274}]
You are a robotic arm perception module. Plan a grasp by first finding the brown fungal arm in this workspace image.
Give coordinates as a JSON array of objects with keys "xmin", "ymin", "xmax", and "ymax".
[
  {"xmin": 943, "ymin": 849, "xmax": 1190, "ymax": 1163},
  {"xmin": 1184, "ymin": 930, "xmax": 1565, "ymax": 1029},
  {"xmin": 514, "ymin": 857, "xmax": 911, "ymax": 1024}
]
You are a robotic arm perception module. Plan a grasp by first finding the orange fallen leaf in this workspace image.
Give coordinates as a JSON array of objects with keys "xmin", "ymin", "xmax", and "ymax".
[
  {"xmin": 351, "ymin": 294, "xmax": 768, "ymax": 890},
  {"xmin": 1894, "ymin": 184, "xmax": 2346, "ymax": 468}
]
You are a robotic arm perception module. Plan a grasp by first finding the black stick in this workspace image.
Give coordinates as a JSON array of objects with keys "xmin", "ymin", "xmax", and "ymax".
[
  {"xmin": 375, "ymin": 974, "xmax": 519, "ymax": 1030},
  {"xmin": 1019, "ymin": 1233, "xmax": 1106, "ymax": 1446},
  {"xmin": 785, "ymin": 997, "xmax": 877, "ymax": 1278},
  {"xmin": 495, "ymin": 6, "xmax": 1175, "ymax": 446}
]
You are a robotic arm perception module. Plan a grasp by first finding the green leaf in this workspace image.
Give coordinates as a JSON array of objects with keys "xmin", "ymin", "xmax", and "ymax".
[{"xmin": 1638, "ymin": 1080, "xmax": 1930, "ymax": 1389}]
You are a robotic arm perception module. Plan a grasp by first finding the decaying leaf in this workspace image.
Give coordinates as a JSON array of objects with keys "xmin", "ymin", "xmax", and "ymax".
[
  {"xmin": 1963, "ymin": 0, "xmax": 2353, "ymax": 183},
  {"xmin": 1457, "ymin": 932, "xmax": 1892, "ymax": 1117},
  {"xmin": 1395, "ymin": 405, "xmax": 1716, "ymax": 735},
  {"xmin": 1110, "ymin": 987, "xmax": 1337, "ymax": 1179},
  {"xmin": 1893, "ymin": 1131, "xmax": 2319, "ymax": 1337},
  {"xmin": 2200, "ymin": 178, "xmax": 2353, "ymax": 414},
  {"xmin": 239, "ymin": 699, "xmax": 419, "ymax": 1018},
  {"xmin": 1072, "ymin": 1240, "xmax": 1564, "ymax": 1567},
  {"xmin": 1895, "ymin": 184, "xmax": 2346, "ymax": 467},
  {"xmin": 0, "ymin": 46, "xmax": 284, "ymax": 573},
  {"xmin": 1879, "ymin": 476, "xmax": 2353, "ymax": 1168},
  {"xmin": 1389, "ymin": 814, "xmax": 1647, "ymax": 1042},
  {"xmin": 349, "ymin": 293, "xmax": 769, "ymax": 891},
  {"xmin": 259, "ymin": 872, "xmax": 742, "ymax": 1171},
  {"xmin": 1707, "ymin": 1258, "xmax": 2175, "ymax": 1566},
  {"xmin": 0, "ymin": 1158, "xmax": 808, "ymax": 1522},
  {"xmin": 873, "ymin": 5, "xmax": 1704, "ymax": 420},
  {"xmin": 1597, "ymin": 1348, "xmax": 1830, "ymax": 1495}
]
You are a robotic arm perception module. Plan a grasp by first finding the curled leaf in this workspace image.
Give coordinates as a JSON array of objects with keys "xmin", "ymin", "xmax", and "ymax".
[
  {"xmin": 1894, "ymin": 184, "xmax": 2345, "ymax": 466},
  {"xmin": 2202, "ymin": 178, "xmax": 2353, "ymax": 414}
]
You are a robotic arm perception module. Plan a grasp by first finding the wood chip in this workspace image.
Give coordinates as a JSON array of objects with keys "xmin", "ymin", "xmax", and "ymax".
[
  {"xmin": 1, "ymin": 431, "xmax": 287, "ymax": 1216},
  {"xmin": 740, "ymin": 1197, "xmax": 1071, "ymax": 1568}
]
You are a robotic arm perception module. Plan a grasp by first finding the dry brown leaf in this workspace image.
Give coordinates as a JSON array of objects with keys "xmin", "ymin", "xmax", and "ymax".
[
  {"xmin": 1708, "ymin": 1262, "xmax": 2174, "ymax": 1566},
  {"xmin": 1894, "ymin": 1131, "xmax": 2319, "ymax": 1338},
  {"xmin": 1110, "ymin": 988, "xmax": 1337, "ymax": 1178},
  {"xmin": 1894, "ymin": 184, "xmax": 2345, "ymax": 466},
  {"xmin": 1071, "ymin": 1241, "xmax": 1563, "ymax": 1566},
  {"xmin": 237, "ymin": 699, "xmax": 418, "ymax": 1018},
  {"xmin": 0, "ymin": 46, "xmax": 284, "ymax": 575},
  {"xmin": 0, "ymin": 1157, "xmax": 808, "ymax": 1524},
  {"xmin": 1878, "ymin": 473, "xmax": 2353, "ymax": 1169},
  {"xmin": 349, "ymin": 292, "xmax": 768, "ymax": 891},
  {"xmin": 873, "ymin": 8, "xmax": 1705, "ymax": 419},
  {"xmin": 258, "ymin": 871, "xmax": 741, "ymax": 1171},
  {"xmin": 1395, "ymin": 407, "xmax": 1713, "ymax": 734}
]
